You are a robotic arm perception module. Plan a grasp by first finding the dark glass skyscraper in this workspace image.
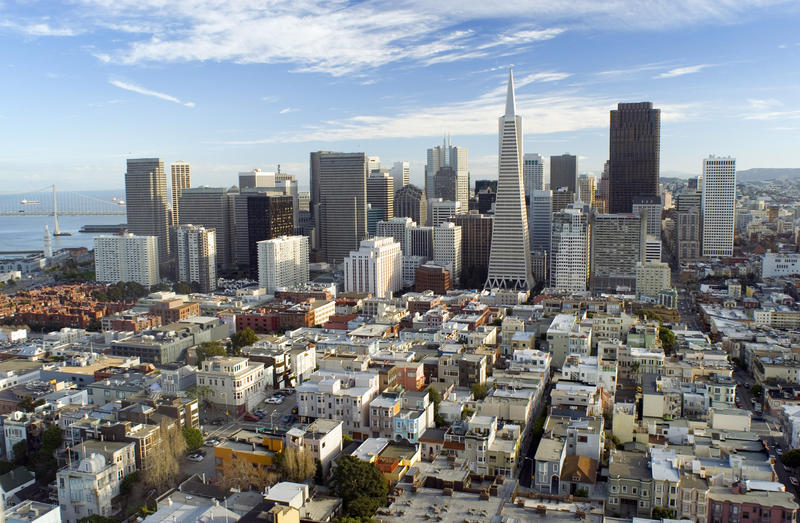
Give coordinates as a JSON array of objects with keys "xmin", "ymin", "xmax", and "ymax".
[
  {"xmin": 125, "ymin": 158, "xmax": 170, "ymax": 263},
  {"xmin": 246, "ymin": 194, "xmax": 294, "ymax": 277},
  {"xmin": 607, "ymin": 102, "xmax": 660, "ymax": 214},
  {"xmin": 549, "ymin": 153, "xmax": 577, "ymax": 193}
]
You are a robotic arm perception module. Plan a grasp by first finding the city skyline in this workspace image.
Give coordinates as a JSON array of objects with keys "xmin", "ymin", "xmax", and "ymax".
[{"xmin": 0, "ymin": 2, "xmax": 799, "ymax": 190}]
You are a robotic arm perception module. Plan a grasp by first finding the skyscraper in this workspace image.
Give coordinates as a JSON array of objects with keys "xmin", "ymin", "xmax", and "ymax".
[
  {"xmin": 377, "ymin": 217, "xmax": 415, "ymax": 255},
  {"xmin": 433, "ymin": 222, "xmax": 462, "ymax": 284},
  {"xmin": 608, "ymin": 102, "xmax": 661, "ymax": 214},
  {"xmin": 367, "ymin": 172, "xmax": 394, "ymax": 222},
  {"xmin": 577, "ymin": 175, "xmax": 596, "ymax": 207},
  {"xmin": 550, "ymin": 207, "xmax": 590, "ymax": 292},
  {"xmin": 451, "ymin": 212, "xmax": 492, "ymax": 288},
  {"xmin": 550, "ymin": 154, "xmax": 577, "ymax": 193},
  {"xmin": 434, "ymin": 166, "xmax": 458, "ymax": 202},
  {"xmin": 429, "ymin": 199, "xmax": 460, "ymax": 227},
  {"xmin": 344, "ymin": 237, "xmax": 402, "ymax": 298},
  {"xmin": 238, "ymin": 169, "xmax": 275, "ymax": 189},
  {"xmin": 426, "ymin": 137, "xmax": 468, "ymax": 211},
  {"xmin": 485, "ymin": 70, "xmax": 533, "ymax": 291},
  {"xmin": 530, "ymin": 190, "xmax": 553, "ymax": 254},
  {"xmin": 170, "ymin": 161, "xmax": 190, "ymax": 226},
  {"xmin": 523, "ymin": 153, "xmax": 545, "ymax": 195},
  {"xmin": 311, "ymin": 152, "xmax": 368, "ymax": 264},
  {"xmin": 702, "ymin": 155, "xmax": 736, "ymax": 258},
  {"xmin": 590, "ymin": 213, "xmax": 645, "ymax": 292},
  {"xmin": 175, "ymin": 224, "xmax": 217, "ymax": 292},
  {"xmin": 179, "ymin": 187, "xmax": 236, "ymax": 269},
  {"xmin": 395, "ymin": 184, "xmax": 427, "ymax": 226},
  {"xmin": 125, "ymin": 158, "xmax": 170, "ymax": 264},
  {"xmin": 408, "ymin": 225, "xmax": 434, "ymax": 260},
  {"xmin": 245, "ymin": 194, "xmax": 294, "ymax": 276},
  {"xmin": 390, "ymin": 161, "xmax": 410, "ymax": 189},
  {"xmin": 676, "ymin": 191, "xmax": 702, "ymax": 264},
  {"xmin": 632, "ymin": 195, "xmax": 661, "ymax": 237},
  {"xmin": 257, "ymin": 235, "xmax": 309, "ymax": 293},
  {"xmin": 94, "ymin": 234, "xmax": 160, "ymax": 287}
]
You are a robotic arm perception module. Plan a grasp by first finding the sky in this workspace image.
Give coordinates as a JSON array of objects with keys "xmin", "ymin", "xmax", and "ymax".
[{"xmin": 1, "ymin": 0, "xmax": 800, "ymax": 192}]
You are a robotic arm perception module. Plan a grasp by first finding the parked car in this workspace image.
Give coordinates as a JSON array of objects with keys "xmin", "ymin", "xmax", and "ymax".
[
  {"xmin": 204, "ymin": 438, "xmax": 219, "ymax": 447},
  {"xmin": 255, "ymin": 410, "xmax": 266, "ymax": 418},
  {"xmin": 187, "ymin": 453, "xmax": 204, "ymax": 462},
  {"xmin": 244, "ymin": 413, "xmax": 259, "ymax": 422}
]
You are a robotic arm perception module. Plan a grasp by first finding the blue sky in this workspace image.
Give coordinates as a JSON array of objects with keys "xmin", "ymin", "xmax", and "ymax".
[{"xmin": 1, "ymin": 0, "xmax": 799, "ymax": 191}]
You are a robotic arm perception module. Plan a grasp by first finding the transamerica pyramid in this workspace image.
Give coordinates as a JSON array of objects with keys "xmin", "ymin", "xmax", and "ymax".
[{"xmin": 485, "ymin": 70, "xmax": 534, "ymax": 291}]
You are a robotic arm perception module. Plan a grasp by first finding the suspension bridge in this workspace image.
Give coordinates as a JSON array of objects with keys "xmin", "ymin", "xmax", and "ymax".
[{"xmin": 0, "ymin": 186, "xmax": 127, "ymax": 216}]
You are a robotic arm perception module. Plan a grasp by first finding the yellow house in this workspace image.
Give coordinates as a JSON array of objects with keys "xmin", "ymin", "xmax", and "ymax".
[{"xmin": 214, "ymin": 430, "xmax": 284, "ymax": 475}]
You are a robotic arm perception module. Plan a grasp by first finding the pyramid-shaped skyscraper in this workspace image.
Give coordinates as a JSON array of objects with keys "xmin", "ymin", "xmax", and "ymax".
[{"xmin": 485, "ymin": 70, "xmax": 534, "ymax": 291}]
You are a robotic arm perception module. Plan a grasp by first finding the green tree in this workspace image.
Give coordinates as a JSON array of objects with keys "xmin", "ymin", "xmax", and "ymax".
[
  {"xmin": 182, "ymin": 427, "xmax": 204, "ymax": 451},
  {"xmin": 196, "ymin": 341, "xmax": 226, "ymax": 365},
  {"xmin": 471, "ymin": 383, "xmax": 488, "ymax": 400},
  {"xmin": 173, "ymin": 281, "xmax": 192, "ymax": 294},
  {"xmin": 426, "ymin": 386, "xmax": 445, "ymax": 427},
  {"xmin": 331, "ymin": 456, "xmax": 388, "ymax": 519},
  {"xmin": 750, "ymin": 384, "xmax": 763, "ymax": 398},
  {"xmin": 780, "ymin": 448, "xmax": 800, "ymax": 468},
  {"xmin": 658, "ymin": 326, "xmax": 676, "ymax": 353},
  {"xmin": 461, "ymin": 408, "xmax": 475, "ymax": 420},
  {"xmin": 575, "ymin": 487, "xmax": 589, "ymax": 498},
  {"xmin": 231, "ymin": 328, "xmax": 259, "ymax": 352},
  {"xmin": 78, "ymin": 516, "xmax": 118, "ymax": 523},
  {"xmin": 652, "ymin": 507, "xmax": 677, "ymax": 519},
  {"xmin": 120, "ymin": 471, "xmax": 142, "ymax": 495},
  {"xmin": 17, "ymin": 395, "xmax": 44, "ymax": 413},
  {"xmin": 12, "ymin": 441, "xmax": 29, "ymax": 466}
]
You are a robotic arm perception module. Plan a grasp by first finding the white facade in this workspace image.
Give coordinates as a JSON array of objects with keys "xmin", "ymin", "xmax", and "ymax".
[
  {"xmin": 296, "ymin": 370, "xmax": 380, "ymax": 438},
  {"xmin": 175, "ymin": 224, "xmax": 217, "ymax": 292},
  {"xmin": 196, "ymin": 356, "xmax": 269, "ymax": 412},
  {"xmin": 94, "ymin": 234, "xmax": 159, "ymax": 286},
  {"xmin": 402, "ymin": 255, "xmax": 426, "ymax": 286},
  {"xmin": 550, "ymin": 207, "xmax": 590, "ymax": 292},
  {"xmin": 645, "ymin": 235, "xmax": 662, "ymax": 263},
  {"xmin": 344, "ymin": 237, "xmax": 402, "ymax": 298},
  {"xmin": 702, "ymin": 156, "xmax": 736, "ymax": 257},
  {"xmin": 257, "ymin": 235, "xmax": 309, "ymax": 293},
  {"xmin": 377, "ymin": 217, "xmax": 415, "ymax": 254},
  {"xmin": 433, "ymin": 222, "xmax": 462, "ymax": 283},
  {"xmin": 57, "ymin": 453, "xmax": 125, "ymax": 523},
  {"xmin": 524, "ymin": 153, "xmax": 545, "ymax": 195},
  {"xmin": 429, "ymin": 199, "xmax": 461, "ymax": 227},
  {"xmin": 390, "ymin": 161, "xmax": 410, "ymax": 189},
  {"xmin": 761, "ymin": 253, "xmax": 800, "ymax": 278},
  {"xmin": 636, "ymin": 261, "xmax": 671, "ymax": 298},
  {"xmin": 485, "ymin": 70, "xmax": 534, "ymax": 291}
]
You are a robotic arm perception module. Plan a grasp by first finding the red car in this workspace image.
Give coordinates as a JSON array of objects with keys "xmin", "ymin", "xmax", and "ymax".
[{"xmin": 244, "ymin": 413, "xmax": 259, "ymax": 421}]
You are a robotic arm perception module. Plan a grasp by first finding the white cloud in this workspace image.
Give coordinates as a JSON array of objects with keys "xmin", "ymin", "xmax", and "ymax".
[
  {"xmin": 261, "ymin": 95, "xmax": 279, "ymax": 103},
  {"xmin": 279, "ymin": 107, "xmax": 296, "ymax": 114},
  {"xmin": 747, "ymin": 98, "xmax": 782, "ymax": 110},
  {"xmin": 655, "ymin": 64, "xmax": 710, "ymax": 78},
  {"xmin": 0, "ymin": 20, "xmax": 79, "ymax": 36},
  {"xmin": 108, "ymin": 79, "xmax": 195, "ymax": 107}
]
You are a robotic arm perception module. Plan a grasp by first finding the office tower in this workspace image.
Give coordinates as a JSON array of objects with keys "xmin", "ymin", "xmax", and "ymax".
[
  {"xmin": 125, "ymin": 158, "xmax": 170, "ymax": 263},
  {"xmin": 275, "ymin": 170, "xmax": 300, "ymax": 229},
  {"xmin": 390, "ymin": 161, "xmax": 410, "ymax": 189},
  {"xmin": 298, "ymin": 191, "xmax": 310, "ymax": 212},
  {"xmin": 687, "ymin": 177, "xmax": 699, "ymax": 190},
  {"xmin": 550, "ymin": 154, "xmax": 577, "ymax": 193},
  {"xmin": 395, "ymin": 184, "xmax": 427, "ymax": 226},
  {"xmin": 368, "ymin": 156, "xmax": 381, "ymax": 174},
  {"xmin": 175, "ymin": 224, "xmax": 217, "ymax": 292},
  {"xmin": 552, "ymin": 186, "xmax": 575, "ymax": 213},
  {"xmin": 429, "ymin": 199, "xmax": 461, "ymax": 227},
  {"xmin": 551, "ymin": 207, "xmax": 590, "ymax": 292},
  {"xmin": 476, "ymin": 187, "xmax": 496, "ymax": 215},
  {"xmin": 377, "ymin": 217, "xmax": 415, "ymax": 255},
  {"xmin": 632, "ymin": 195, "xmax": 661, "ymax": 237},
  {"xmin": 577, "ymin": 175, "xmax": 596, "ymax": 207},
  {"xmin": 590, "ymin": 213, "xmax": 645, "ymax": 292},
  {"xmin": 434, "ymin": 166, "xmax": 458, "ymax": 202},
  {"xmin": 531, "ymin": 251, "xmax": 548, "ymax": 285},
  {"xmin": 244, "ymin": 194, "xmax": 294, "ymax": 276},
  {"xmin": 311, "ymin": 152, "xmax": 368, "ymax": 264},
  {"xmin": 485, "ymin": 70, "xmax": 533, "ymax": 291},
  {"xmin": 530, "ymin": 190, "xmax": 552, "ymax": 254},
  {"xmin": 426, "ymin": 137, "xmax": 468, "ymax": 211},
  {"xmin": 257, "ymin": 235, "xmax": 309, "ymax": 293},
  {"xmin": 366, "ymin": 204, "xmax": 385, "ymax": 236},
  {"xmin": 239, "ymin": 169, "xmax": 275, "ymax": 189},
  {"xmin": 179, "ymin": 187, "xmax": 235, "ymax": 269},
  {"xmin": 415, "ymin": 264, "xmax": 451, "ymax": 295},
  {"xmin": 645, "ymin": 236, "xmax": 662, "ymax": 262},
  {"xmin": 702, "ymin": 156, "xmax": 736, "ymax": 258},
  {"xmin": 676, "ymin": 191, "xmax": 702, "ymax": 265},
  {"xmin": 433, "ymin": 222, "xmax": 462, "ymax": 284},
  {"xmin": 367, "ymin": 172, "xmax": 394, "ymax": 222},
  {"xmin": 608, "ymin": 102, "xmax": 660, "ymax": 214},
  {"xmin": 344, "ymin": 237, "xmax": 402, "ymax": 298},
  {"xmin": 475, "ymin": 180, "xmax": 497, "ymax": 194},
  {"xmin": 94, "ymin": 234, "xmax": 160, "ymax": 286},
  {"xmin": 409, "ymin": 225, "xmax": 434, "ymax": 260},
  {"xmin": 170, "ymin": 161, "xmax": 190, "ymax": 226},
  {"xmin": 523, "ymin": 153, "xmax": 545, "ymax": 195},
  {"xmin": 595, "ymin": 161, "xmax": 610, "ymax": 213},
  {"xmin": 636, "ymin": 261, "xmax": 671, "ymax": 298},
  {"xmin": 451, "ymin": 213, "xmax": 492, "ymax": 287}
]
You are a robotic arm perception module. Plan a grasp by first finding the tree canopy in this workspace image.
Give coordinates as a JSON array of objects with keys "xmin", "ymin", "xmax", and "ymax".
[
  {"xmin": 182, "ymin": 427, "xmax": 203, "ymax": 451},
  {"xmin": 331, "ymin": 456, "xmax": 388, "ymax": 519},
  {"xmin": 780, "ymin": 448, "xmax": 800, "ymax": 468},
  {"xmin": 231, "ymin": 328, "xmax": 258, "ymax": 353},
  {"xmin": 196, "ymin": 341, "xmax": 226, "ymax": 365}
]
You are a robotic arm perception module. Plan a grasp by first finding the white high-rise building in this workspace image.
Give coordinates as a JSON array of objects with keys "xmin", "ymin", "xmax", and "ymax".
[
  {"xmin": 377, "ymin": 217, "xmax": 415, "ymax": 255},
  {"xmin": 344, "ymin": 237, "xmax": 402, "ymax": 298},
  {"xmin": 524, "ymin": 153, "xmax": 545, "ymax": 195},
  {"xmin": 485, "ymin": 70, "xmax": 534, "ymax": 290},
  {"xmin": 368, "ymin": 156, "xmax": 381, "ymax": 174},
  {"xmin": 429, "ymin": 199, "xmax": 461, "ymax": 227},
  {"xmin": 43, "ymin": 225, "xmax": 52, "ymax": 258},
  {"xmin": 94, "ymin": 234, "xmax": 160, "ymax": 286},
  {"xmin": 550, "ymin": 207, "xmax": 590, "ymax": 292},
  {"xmin": 257, "ymin": 235, "xmax": 309, "ymax": 293},
  {"xmin": 530, "ymin": 190, "xmax": 552, "ymax": 254},
  {"xmin": 426, "ymin": 137, "xmax": 468, "ymax": 212},
  {"xmin": 390, "ymin": 161, "xmax": 410, "ymax": 189},
  {"xmin": 702, "ymin": 155, "xmax": 736, "ymax": 257},
  {"xmin": 433, "ymin": 222, "xmax": 462, "ymax": 284},
  {"xmin": 175, "ymin": 224, "xmax": 217, "ymax": 292}
]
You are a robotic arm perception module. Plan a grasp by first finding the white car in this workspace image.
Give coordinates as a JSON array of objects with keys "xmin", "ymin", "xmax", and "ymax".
[{"xmin": 187, "ymin": 453, "xmax": 204, "ymax": 462}]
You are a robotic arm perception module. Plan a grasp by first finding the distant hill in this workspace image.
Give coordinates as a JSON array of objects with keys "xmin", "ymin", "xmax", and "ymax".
[{"xmin": 737, "ymin": 168, "xmax": 800, "ymax": 182}]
